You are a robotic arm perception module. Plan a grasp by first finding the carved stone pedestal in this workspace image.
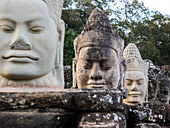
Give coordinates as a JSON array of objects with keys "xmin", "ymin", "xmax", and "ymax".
[
  {"xmin": 125, "ymin": 102, "xmax": 166, "ymax": 124},
  {"xmin": 78, "ymin": 112, "xmax": 126, "ymax": 128},
  {"xmin": 165, "ymin": 104, "xmax": 170, "ymax": 126},
  {"xmin": 0, "ymin": 88, "xmax": 125, "ymax": 128},
  {"xmin": 0, "ymin": 110, "xmax": 76, "ymax": 128},
  {"xmin": 134, "ymin": 123, "xmax": 161, "ymax": 128}
]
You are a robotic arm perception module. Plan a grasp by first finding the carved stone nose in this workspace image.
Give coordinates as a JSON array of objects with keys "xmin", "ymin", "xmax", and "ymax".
[
  {"xmin": 90, "ymin": 74, "xmax": 102, "ymax": 81},
  {"xmin": 10, "ymin": 36, "xmax": 31, "ymax": 50},
  {"xmin": 90, "ymin": 63, "xmax": 102, "ymax": 80},
  {"xmin": 131, "ymin": 86, "xmax": 138, "ymax": 91}
]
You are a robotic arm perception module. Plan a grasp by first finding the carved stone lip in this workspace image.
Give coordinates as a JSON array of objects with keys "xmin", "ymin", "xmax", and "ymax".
[
  {"xmin": 129, "ymin": 91, "xmax": 141, "ymax": 95},
  {"xmin": 128, "ymin": 101, "xmax": 139, "ymax": 104},
  {"xmin": 3, "ymin": 55, "xmax": 39, "ymax": 61},
  {"xmin": 87, "ymin": 80, "xmax": 106, "ymax": 85},
  {"xmin": 161, "ymin": 97, "xmax": 168, "ymax": 102},
  {"xmin": 89, "ymin": 85, "xmax": 107, "ymax": 89}
]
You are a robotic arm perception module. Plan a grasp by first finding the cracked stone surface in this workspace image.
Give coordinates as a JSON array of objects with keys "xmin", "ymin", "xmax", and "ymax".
[
  {"xmin": 78, "ymin": 112, "xmax": 126, "ymax": 128},
  {"xmin": 0, "ymin": 89, "xmax": 123, "ymax": 111}
]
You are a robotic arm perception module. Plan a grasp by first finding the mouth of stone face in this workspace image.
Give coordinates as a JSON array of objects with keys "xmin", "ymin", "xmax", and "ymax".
[
  {"xmin": 3, "ymin": 55, "xmax": 39, "ymax": 61},
  {"xmin": 128, "ymin": 101, "xmax": 140, "ymax": 104},
  {"xmin": 161, "ymin": 97, "xmax": 167, "ymax": 102},
  {"xmin": 89, "ymin": 84, "xmax": 107, "ymax": 89},
  {"xmin": 129, "ymin": 92, "xmax": 141, "ymax": 97}
]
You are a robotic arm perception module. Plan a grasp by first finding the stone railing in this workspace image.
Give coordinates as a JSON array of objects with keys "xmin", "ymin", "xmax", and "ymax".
[{"xmin": 0, "ymin": 88, "xmax": 169, "ymax": 128}]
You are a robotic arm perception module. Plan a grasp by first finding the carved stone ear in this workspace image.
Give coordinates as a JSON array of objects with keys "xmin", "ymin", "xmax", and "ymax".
[
  {"xmin": 72, "ymin": 58, "xmax": 78, "ymax": 89},
  {"xmin": 54, "ymin": 19, "xmax": 65, "ymax": 86},
  {"xmin": 58, "ymin": 19, "xmax": 65, "ymax": 65},
  {"xmin": 145, "ymin": 77, "xmax": 149, "ymax": 102},
  {"xmin": 118, "ymin": 59, "xmax": 128, "ymax": 99}
]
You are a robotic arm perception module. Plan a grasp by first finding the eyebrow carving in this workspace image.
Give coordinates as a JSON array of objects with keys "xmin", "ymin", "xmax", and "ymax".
[{"xmin": 0, "ymin": 18, "xmax": 16, "ymax": 24}]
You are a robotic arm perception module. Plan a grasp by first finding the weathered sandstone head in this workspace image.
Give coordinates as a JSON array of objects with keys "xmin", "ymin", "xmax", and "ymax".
[
  {"xmin": 73, "ymin": 8, "xmax": 125, "ymax": 90},
  {"xmin": 158, "ymin": 79, "xmax": 170, "ymax": 104},
  {"xmin": 0, "ymin": 0, "xmax": 65, "ymax": 88},
  {"xmin": 123, "ymin": 43, "xmax": 148, "ymax": 105},
  {"xmin": 145, "ymin": 59, "xmax": 166, "ymax": 101}
]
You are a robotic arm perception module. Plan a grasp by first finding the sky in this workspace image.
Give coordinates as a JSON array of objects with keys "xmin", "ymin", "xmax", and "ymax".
[{"xmin": 140, "ymin": 0, "xmax": 170, "ymax": 15}]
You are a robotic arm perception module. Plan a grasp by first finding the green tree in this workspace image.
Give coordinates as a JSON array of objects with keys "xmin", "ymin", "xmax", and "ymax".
[
  {"xmin": 64, "ymin": 29, "xmax": 79, "ymax": 65},
  {"xmin": 62, "ymin": 0, "xmax": 116, "ymax": 66},
  {"xmin": 110, "ymin": 0, "xmax": 169, "ymax": 65},
  {"xmin": 62, "ymin": 0, "xmax": 116, "ymax": 33},
  {"xmin": 62, "ymin": 0, "xmax": 170, "ymax": 66},
  {"xmin": 111, "ymin": 0, "xmax": 150, "ymax": 44}
]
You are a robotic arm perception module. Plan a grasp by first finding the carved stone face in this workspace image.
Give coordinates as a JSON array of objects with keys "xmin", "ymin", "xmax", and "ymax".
[
  {"xmin": 76, "ymin": 47, "xmax": 119, "ymax": 89},
  {"xmin": 159, "ymin": 86, "xmax": 170, "ymax": 104},
  {"xmin": 148, "ymin": 79, "xmax": 158, "ymax": 100},
  {"xmin": 123, "ymin": 71, "xmax": 147, "ymax": 104},
  {"xmin": 0, "ymin": 0, "xmax": 58, "ymax": 80}
]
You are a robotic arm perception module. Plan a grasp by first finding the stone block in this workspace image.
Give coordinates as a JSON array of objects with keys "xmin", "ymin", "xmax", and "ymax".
[
  {"xmin": 0, "ymin": 110, "xmax": 76, "ymax": 128},
  {"xmin": 0, "ymin": 89, "xmax": 123, "ymax": 111},
  {"xmin": 125, "ymin": 102, "xmax": 166, "ymax": 127},
  {"xmin": 78, "ymin": 112, "xmax": 126, "ymax": 128},
  {"xmin": 134, "ymin": 123, "xmax": 161, "ymax": 128},
  {"xmin": 165, "ymin": 104, "xmax": 170, "ymax": 126}
]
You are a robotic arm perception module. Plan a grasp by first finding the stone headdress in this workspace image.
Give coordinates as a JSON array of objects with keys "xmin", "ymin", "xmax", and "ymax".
[
  {"xmin": 43, "ymin": 0, "xmax": 63, "ymax": 24},
  {"xmin": 123, "ymin": 43, "xmax": 148, "ymax": 75},
  {"xmin": 43, "ymin": 0, "xmax": 64, "ymax": 86},
  {"xmin": 73, "ymin": 8, "xmax": 124, "ymax": 60}
]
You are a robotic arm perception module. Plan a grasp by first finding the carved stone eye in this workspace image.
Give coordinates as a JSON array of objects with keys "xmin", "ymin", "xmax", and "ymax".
[
  {"xmin": 29, "ymin": 26, "xmax": 44, "ymax": 33},
  {"xmin": 164, "ymin": 91, "xmax": 168, "ymax": 95},
  {"xmin": 101, "ymin": 66, "xmax": 111, "ymax": 70},
  {"xmin": 0, "ymin": 25, "xmax": 14, "ymax": 33},
  {"xmin": 100, "ymin": 61, "xmax": 111, "ymax": 70},
  {"xmin": 137, "ymin": 79, "xmax": 144, "ymax": 85},
  {"xmin": 83, "ymin": 61, "xmax": 92, "ymax": 69},
  {"xmin": 125, "ymin": 79, "xmax": 132, "ymax": 86}
]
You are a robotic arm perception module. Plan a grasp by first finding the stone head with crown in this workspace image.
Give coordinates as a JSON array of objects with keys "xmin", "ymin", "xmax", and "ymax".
[
  {"xmin": 0, "ymin": 0, "xmax": 65, "ymax": 88},
  {"xmin": 123, "ymin": 43, "xmax": 148, "ymax": 105},
  {"xmin": 72, "ymin": 8, "xmax": 125, "ymax": 90}
]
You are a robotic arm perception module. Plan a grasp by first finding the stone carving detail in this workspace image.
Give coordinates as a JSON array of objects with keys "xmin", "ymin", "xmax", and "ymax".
[
  {"xmin": 73, "ymin": 8, "xmax": 124, "ymax": 90},
  {"xmin": 123, "ymin": 43, "xmax": 148, "ymax": 105},
  {"xmin": 0, "ymin": 0, "xmax": 65, "ymax": 88},
  {"xmin": 134, "ymin": 123, "xmax": 161, "ymax": 128},
  {"xmin": 79, "ymin": 112, "xmax": 126, "ymax": 128},
  {"xmin": 145, "ymin": 59, "xmax": 166, "ymax": 102},
  {"xmin": 158, "ymin": 79, "xmax": 170, "ymax": 104},
  {"xmin": 10, "ymin": 37, "xmax": 31, "ymax": 50},
  {"xmin": 124, "ymin": 102, "xmax": 167, "ymax": 127}
]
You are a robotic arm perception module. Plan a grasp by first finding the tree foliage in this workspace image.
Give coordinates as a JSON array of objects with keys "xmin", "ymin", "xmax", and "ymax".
[
  {"xmin": 63, "ymin": 29, "xmax": 78, "ymax": 65},
  {"xmin": 62, "ymin": 0, "xmax": 170, "ymax": 66}
]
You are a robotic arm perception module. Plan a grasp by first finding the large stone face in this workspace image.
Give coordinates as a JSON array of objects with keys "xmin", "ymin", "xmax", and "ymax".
[
  {"xmin": 73, "ymin": 8, "xmax": 124, "ymax": 90},
  {"xmin": 123, "ymin": 43, "xmax": 148, "ymax": 105},
  {"xmin": 0, "ymin": 0, "xmax": 65, "ymax": 88},
  {"xmin": 76, "ymin": 47, "xmax": 120, "ymax": 89}
]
